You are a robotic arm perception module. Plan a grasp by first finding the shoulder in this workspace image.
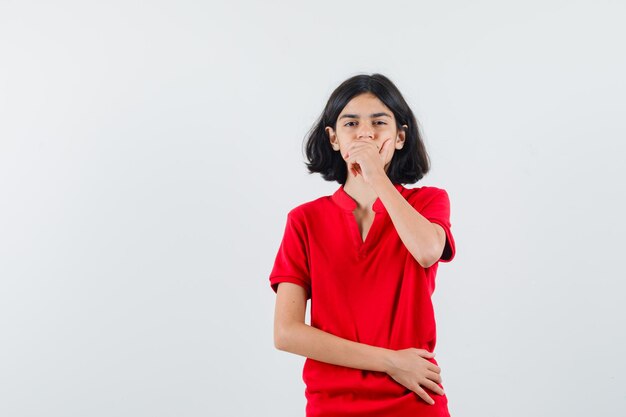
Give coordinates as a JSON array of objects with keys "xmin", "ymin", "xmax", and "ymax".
[
  {"xmin": 402, "ymin": 184, "xmax": 450, "ymax": 205},
  {"xmin": 286, "ymin": 195, "xmax": 331, "ymax": 222}
]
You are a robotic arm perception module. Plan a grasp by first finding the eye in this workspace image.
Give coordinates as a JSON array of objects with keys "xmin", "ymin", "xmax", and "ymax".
[
  {"xmin": 344, "ymin": 121, "xmax": 357, "ymax": 127},
  {"xmin": 374, "ymin": 120, "xmax": 387, "ymax": 125}
]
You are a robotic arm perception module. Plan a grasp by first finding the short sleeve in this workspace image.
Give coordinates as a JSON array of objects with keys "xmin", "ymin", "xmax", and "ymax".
[
  {"xmin": 269, "ymin": 211, "xmax": 312, "ymax": 299},
  {"xmin": 416, "ymin": 188, "xmax": 456, "ymax": 263}
]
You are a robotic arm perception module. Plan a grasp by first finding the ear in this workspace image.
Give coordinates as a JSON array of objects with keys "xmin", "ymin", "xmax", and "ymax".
[
  {"xmin": 326, "ymin": 126, "xmax": 339, "ymax": 150},
  {"xmin": 396, "ymin": 124, "xmax": 408, "ymax": 148}
]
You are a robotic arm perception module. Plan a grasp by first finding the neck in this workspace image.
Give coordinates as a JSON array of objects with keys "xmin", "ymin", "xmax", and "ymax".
[{"xmin": 343, "ymin": 176, "xmax": 380, "ymax": 210}]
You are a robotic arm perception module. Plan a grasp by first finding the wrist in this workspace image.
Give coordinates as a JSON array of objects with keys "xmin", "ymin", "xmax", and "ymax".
[
  {"xmin": 369, "ymin": 171, "xmax": 391, "ymax": 191},
  {"xmin": 380, "ymin": 348, "xmax": 397, "ymax": 374}
]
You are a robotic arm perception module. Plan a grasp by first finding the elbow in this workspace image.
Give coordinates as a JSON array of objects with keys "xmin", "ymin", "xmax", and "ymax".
[
  {"xmin": 273, "ymin": 322, "xmax": 295, "ymax": 351},
  {"xmin": 415, "ymin": 246, "xmax": 442, "ymax": 269},
  {"xmin": 274, "ymin": 321, "xmax": 306, "ymax": 351},
  {"xmin": 418, "ymin": 257, "xmax": 437, "ymax": 269},
  {"xmin": 415, "ymin": 222, "xmax": 447, "ymax": 268},
  {"xmin": 274, "ymin": 326, "xmax": 285, "ymax": 351}
]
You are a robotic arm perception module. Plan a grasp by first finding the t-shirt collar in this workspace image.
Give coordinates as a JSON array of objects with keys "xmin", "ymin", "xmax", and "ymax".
[{"xmin": 331, "ymin": 182, "xmax": 404, "ymax": 213}]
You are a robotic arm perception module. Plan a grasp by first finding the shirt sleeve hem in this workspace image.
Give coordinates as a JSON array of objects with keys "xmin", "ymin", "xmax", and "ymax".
[
  {"xmin": 428, "ymin": 218, "xmax": 456, "ymax": 263},
  {"xmin": 270, "ymin": 276, "xmax": 312, "ymax": 299}
]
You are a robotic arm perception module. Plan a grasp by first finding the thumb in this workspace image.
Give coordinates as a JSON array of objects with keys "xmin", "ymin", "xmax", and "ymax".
[{"xmin": 380, "ymin": 138, "xmax": 393, "ymax": 158}]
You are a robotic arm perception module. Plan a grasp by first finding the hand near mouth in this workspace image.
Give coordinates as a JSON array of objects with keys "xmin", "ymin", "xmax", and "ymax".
[{"xmin": 344, "ymin": 138, "xmax": 393, "ymax": 184}]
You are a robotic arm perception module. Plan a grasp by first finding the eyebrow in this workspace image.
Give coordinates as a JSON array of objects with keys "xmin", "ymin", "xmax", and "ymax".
[{"xmin": 338, "ymin": 112, "xmax": 392, "ymax": 120}]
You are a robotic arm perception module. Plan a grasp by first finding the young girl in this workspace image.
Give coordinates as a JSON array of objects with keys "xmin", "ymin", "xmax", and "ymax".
[{"xmin": 269, "ymin": 73, "xmax": 456, "ymax": 417}]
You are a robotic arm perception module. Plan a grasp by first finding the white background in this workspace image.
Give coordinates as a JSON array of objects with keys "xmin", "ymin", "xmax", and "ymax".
[{"xmin": 1, "ymin": 1, "xmax": 625, "ymax": 416}]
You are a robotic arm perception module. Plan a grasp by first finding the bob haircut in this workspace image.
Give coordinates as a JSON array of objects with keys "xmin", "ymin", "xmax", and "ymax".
[{"xmin": 304, "ymin": 73, "xmax": 430, "ymax": 185}]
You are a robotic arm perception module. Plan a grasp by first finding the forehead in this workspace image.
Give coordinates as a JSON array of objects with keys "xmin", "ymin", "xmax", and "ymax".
[{"xmin": 339, "ymin": 93, "xmax": 392, "ymax": 117}]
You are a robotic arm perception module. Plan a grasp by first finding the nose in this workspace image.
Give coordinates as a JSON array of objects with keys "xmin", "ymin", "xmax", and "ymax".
[{"xmin": 357, "ymin": 125, "xmax": 374, "ymax": 139}]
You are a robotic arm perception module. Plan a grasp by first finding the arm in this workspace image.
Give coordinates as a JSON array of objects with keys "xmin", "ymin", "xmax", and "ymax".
[
  {"xmin": 341, "ymin": 138, "xmax": 447, "ymax": 268},
  {"xmin": 370, "ymin": 176, "xmax": 446, "ymax": 268},
  {"xmin": 273, "ymin": 282, "xmax": 392, "ymax": 372},
  {"xmin": 273, "ymin": 282, "xmax": 445, "ymax": 404}
]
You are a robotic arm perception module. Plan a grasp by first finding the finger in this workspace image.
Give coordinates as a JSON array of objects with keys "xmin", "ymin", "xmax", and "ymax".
[
  {"xmin": 418, "ymin": 349, "xmax": 435, "ymax": 357},
  {"xmin": 351, "ymin": 161, "xmax": 361, "ymax": 177},
  {"xmin": 350, "ymin": 140, "xmax": 379, "ymax": 150},
  {"xmin": 427, "ymin": 370, "xmax": 442, "ymax": 383},
  {"xmin": 427, "ymin": 363, "xmax": 441, "ymax": 373},
  {"xmin": 413, "ymin": 386, "xmax": 435, "ymax": 405},
  {"xmin": 423, "ymin": 380, "xmax": 445, "ymax": 396},
  {"xmin": 385, "ymin": 139, "xmax": 394, "ymax": 160},
  {"xmin": 379, "ymin": 138, "xmax": 392, "ymax": 155}
]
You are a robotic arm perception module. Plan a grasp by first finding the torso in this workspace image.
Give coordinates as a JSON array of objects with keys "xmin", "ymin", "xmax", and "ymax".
[{"xmin": 269, "ymin": 183, "xmax": 456, "ymax": 416}]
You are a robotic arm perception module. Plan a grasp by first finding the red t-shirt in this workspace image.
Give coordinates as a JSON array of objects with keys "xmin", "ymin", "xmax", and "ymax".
[{"xmin": 269, "ymin": 182, "xmax": 456, "ymax": 417}]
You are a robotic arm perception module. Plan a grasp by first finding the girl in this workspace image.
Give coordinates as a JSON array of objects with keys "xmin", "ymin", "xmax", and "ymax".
[{"xmin": 269, "ymin": 73, "xmax": 456, "ymax": 417}]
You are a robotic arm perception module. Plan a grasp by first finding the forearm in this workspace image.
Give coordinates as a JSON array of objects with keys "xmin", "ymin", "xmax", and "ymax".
[
  {"xmin": 276, "ymin": 322, "xmax": 393, "ymax": 373},
  {"xmin": 370, "ymin": 176, "xmax": 440, "ymax": 267}
]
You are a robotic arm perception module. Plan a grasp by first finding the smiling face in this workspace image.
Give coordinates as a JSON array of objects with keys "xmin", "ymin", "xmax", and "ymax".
[{"xmin": 325, "ymin": 92, "xmax": 407, "ymax": 171}]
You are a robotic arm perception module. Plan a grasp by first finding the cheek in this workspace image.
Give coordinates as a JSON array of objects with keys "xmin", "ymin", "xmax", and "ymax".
[{"xmin": 385, "ymin": 126, "xmax": 399, "ymax": 136}]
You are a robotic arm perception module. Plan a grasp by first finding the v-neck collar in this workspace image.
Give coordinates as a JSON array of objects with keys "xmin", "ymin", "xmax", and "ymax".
[{"xmin": 331, "ymin": 182, "xmax": 404, "ymax": 213}]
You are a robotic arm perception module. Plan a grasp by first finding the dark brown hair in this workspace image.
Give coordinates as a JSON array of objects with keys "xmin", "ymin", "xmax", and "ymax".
[{"xmin": 304, "ymin": 73, "xmax": 430, "ymax": 185}]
